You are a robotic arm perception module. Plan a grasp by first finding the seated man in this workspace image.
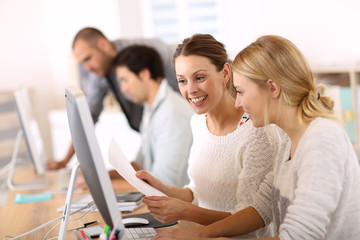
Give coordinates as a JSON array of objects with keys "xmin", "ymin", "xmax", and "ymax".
[
  {"xmin": 47, "ymin": 27, "xmax": 179, "ymax": 170},
  {"xmin": 113, "ymin": 45, "xmax": 193, "ymax": 186}
]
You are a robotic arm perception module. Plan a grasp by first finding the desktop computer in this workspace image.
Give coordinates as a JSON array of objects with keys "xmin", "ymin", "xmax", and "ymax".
[
  {"xmin": 7, "ymin": 87, "xmax": 49, "ymax": 190},
  {"xmin": 62, "ymin": 85, "xmax": 157, "ymax": 239}
]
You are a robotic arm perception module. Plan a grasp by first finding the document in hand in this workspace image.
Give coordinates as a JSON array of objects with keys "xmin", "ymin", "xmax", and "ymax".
[{"xmin": 108, "ymin": 138, "xmax": 166, "ymax": 197}]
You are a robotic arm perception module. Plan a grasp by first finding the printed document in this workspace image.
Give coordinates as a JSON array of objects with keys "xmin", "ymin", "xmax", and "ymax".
[{"xmin": 108, "ymin": 138, "xmax": 166, "ymax": 196}]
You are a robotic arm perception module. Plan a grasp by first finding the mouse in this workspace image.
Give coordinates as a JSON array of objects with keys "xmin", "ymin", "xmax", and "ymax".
[{"xmin": 122, "ymin": 217, "xmax": 150, "ymax": 227}]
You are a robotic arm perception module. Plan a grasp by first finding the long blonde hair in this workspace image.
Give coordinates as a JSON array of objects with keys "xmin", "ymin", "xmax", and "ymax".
[{"xmin": 232, "ymin": 35, "xmax": 337, "ymax": 124}]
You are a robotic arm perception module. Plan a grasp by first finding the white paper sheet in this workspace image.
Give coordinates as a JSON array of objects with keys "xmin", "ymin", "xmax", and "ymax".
[{"xmin": 108, "ymin": 138, "xmax": 166, "ymax": 196}]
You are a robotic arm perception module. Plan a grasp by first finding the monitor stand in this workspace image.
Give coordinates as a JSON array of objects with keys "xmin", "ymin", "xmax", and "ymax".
[
  {"xmin": 7, "ymin": 130, "xmax": 50, "ymax": 190},
  {"xmin": 58, "ymin": 162, "xmax": 81, "ymax": 240}
]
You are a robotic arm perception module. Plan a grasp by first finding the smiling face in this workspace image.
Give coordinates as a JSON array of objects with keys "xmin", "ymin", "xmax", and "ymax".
[
  {"xmin": 175, "ymin": 55, "xmax": 228, "ymax": 115},
  {"xmin": 73, "ymin": 38, "xmax": 112, "ymax": 77},
  {"xmin": 116, "ymin": 66, "xmax": 148, "ymax": 104},
  {"xmin": 233, "ymin": 71, "xmax": 268, "ymax": 127}
]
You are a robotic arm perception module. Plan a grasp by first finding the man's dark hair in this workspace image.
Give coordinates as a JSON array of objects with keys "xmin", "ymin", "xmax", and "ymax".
[
  {"xmin": 72, "ymin": 27, "xmax": 107, "ymax": 49},
  {"xmin": 113, "ymin": 45, "xmax": 164, "ymax": 81}
]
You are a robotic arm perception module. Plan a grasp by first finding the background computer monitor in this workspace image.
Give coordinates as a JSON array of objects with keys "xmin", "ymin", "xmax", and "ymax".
[
  {"xmin": 65, "ymin": 85, "xmax": 123, "ymax": 230},
  {"xmin": 14, "ymin": 87, "xmax": 46, "ymax": 175}
]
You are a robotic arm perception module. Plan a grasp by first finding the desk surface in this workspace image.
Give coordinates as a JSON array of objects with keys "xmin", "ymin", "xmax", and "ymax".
[{"xmin": 0, "ymin": 164, "xmax": 196, "ymax": 239}]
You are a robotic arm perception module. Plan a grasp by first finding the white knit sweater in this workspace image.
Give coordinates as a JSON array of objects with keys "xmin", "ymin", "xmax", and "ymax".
[
  {"xmin": 185, "ymin": 114, "xmax": 279, "ymax": 238},
  {"xmin": 253, "ymin": 118, "xmax": 360, "ymax": 239}
]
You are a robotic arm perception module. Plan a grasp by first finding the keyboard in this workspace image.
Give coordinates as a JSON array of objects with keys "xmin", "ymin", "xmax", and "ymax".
[{"xmin": 125, "ymin": 227, "xmax": 157, "ymax": 239}]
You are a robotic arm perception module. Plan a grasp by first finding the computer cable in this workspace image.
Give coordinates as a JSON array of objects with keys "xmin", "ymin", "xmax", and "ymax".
[
  {"xmin": 41, "ymin": 203, "xmax": 96, "ymax": 240},
  {"xmin": 3, "ymin": 201, "xmax": 95, "ymax": 240},
  {"xmin": 41, "ymin": 221, "xmax": 62, "ymax": 240}
]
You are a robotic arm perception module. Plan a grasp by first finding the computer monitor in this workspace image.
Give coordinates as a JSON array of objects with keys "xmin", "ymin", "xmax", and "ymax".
[
  {"xmin": 13, "ymin": 87, "xmax": 46, "ymax": 175},
  {"xmin": 64, "ymin": 85, "xmax": 123, "ymax": 231}
]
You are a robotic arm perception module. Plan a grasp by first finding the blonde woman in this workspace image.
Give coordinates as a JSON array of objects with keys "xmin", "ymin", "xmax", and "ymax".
[{"xmin": 154, "ymin": 35, "xmax": 360, "ymax": 240}]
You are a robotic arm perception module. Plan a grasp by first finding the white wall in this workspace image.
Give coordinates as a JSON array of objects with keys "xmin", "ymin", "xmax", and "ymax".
[
  {"xmin": 0, "ymin": 0, "xmax": 54, "ymax": 157},
  {"xmin": 1, "ymin": 0, "xmax": 360, "ymax": 157},
  {"xmin": 0, "ymin": 0, "xmax": 124, "ymax": 157},
  {"xmin": 221, "ymin": 0, "xmax": 360, "ymax": 66}
]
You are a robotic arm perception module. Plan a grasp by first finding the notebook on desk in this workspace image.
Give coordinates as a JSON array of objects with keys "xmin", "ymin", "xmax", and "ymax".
[
  {"xmin": 77, "ymin": 191, "xmax": 144, "ymax": 206},
  {"xmin": 57, "ymin": 192, "xmax": 145, "ymax": 213}
]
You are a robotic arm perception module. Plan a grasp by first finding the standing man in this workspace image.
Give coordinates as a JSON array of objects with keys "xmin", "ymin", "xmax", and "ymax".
[
  {"xmin": 47, "ymin": 27, "xmax": 179, "ymax": 170},
  {"xmin": 113, "ymin": 45, "xmax": 193, "ymax": 186}
]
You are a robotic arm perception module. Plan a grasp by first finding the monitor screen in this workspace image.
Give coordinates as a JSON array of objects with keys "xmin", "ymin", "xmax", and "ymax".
[
  {"xmin": 14, "ymin": 87, "xmax": 46, "ymax": 175},
  {"xmin": 65, "ymin": 85, "xmax": 123, "ymax": 230}
]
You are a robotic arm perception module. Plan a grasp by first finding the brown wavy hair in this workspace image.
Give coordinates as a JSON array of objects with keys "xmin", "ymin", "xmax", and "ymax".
[{"xmin": 173, "ymin": 34, "xmax": 236, "ymax": 98}]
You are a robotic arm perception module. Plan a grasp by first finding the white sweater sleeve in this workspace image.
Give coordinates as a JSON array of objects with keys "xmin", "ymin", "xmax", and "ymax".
[
  {"xmin": 251, "ymin": 170, "xmax": 274, "ymax": 225},
  {"xmin": 279, "ymin": 121, "xmax": 354, "ymax": 239},
  {"xmin": 232, "ymin": 125, "xmax": 279, "ymax": 223}
]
